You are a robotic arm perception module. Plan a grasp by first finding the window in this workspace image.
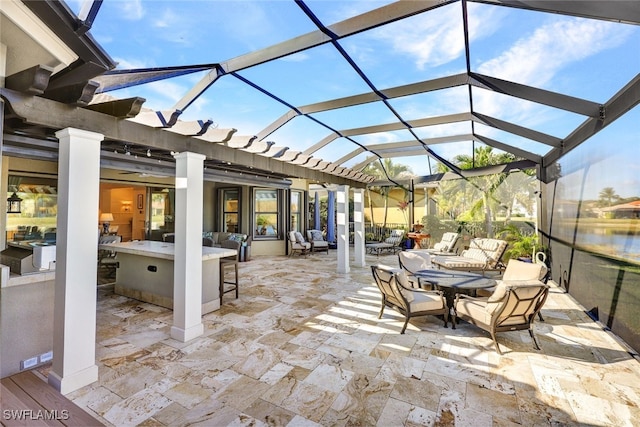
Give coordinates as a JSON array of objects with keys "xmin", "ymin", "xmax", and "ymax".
[
  {"xmin": 254, "ymin": 188, "xmax": 279, "ymax": 238},
  {"xmin": 6, "ymin": 175, "xmax": 58, "ymax": 243},
  {"xmin": 290, "ymin": 190, "xmax": 303, "ymax": 233},
  {"xmin": 220, "ymin": 188, "xmax": 240, "ymax": 233}
]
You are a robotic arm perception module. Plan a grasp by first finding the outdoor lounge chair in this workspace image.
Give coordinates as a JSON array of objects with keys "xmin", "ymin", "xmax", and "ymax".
[
  {"xmin": 306, "ymin": 229, "xmax": 329, "ymax": 254},
  {"xmin": 366, "ymin": 229, "xmax": 405, "ymax": 255},
  {"xmin": 398, "ymin": 251, "xmax": 434, "ymax": 289},
  {"xmin": 432, "ymin": 238, "xmax": 508, "ymax": 274},
  {"xmin": 454, "ymin": 272, "xmax": 549, "ymax": 354},
  {"xmin": 423, "ymin": 232, "xmax": 460, "ymax": 255},
  {"xmin": 371, "ymin": 264, "xmax": 448, "ymax": 333},
  {"xmin": 288, "ymin": 231, "xmax": 310, "ymax": 257}
]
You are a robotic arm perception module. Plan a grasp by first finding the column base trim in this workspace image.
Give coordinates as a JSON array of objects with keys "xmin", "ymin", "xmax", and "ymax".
[
  {"xmin": 48, "ymin": 364, "xmax": 99, "ymax": 395},
  {"xmin": 170, "ymin": 323, "xmax": 204, "ymax": 342}
]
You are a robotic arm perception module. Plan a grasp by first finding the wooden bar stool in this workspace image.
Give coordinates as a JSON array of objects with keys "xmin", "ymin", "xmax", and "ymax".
[{"xmin": 219, "ymin": 240, "xmax": 240, "ymax": 304}]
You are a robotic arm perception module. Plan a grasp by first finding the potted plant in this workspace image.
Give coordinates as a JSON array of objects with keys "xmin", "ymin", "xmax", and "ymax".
[{"xmin": 498, "ymin": 224, "xmax": 544, "ymax": 262}]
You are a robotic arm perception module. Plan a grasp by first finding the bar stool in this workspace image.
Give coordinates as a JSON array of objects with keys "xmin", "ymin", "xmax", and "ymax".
[{"xmin": 219, "ymin": 239, "xmax": 240, "ymax": 304}]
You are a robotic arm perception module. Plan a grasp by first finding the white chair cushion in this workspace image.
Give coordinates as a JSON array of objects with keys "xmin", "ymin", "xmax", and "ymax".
[
  {"xmin": 502, "ymin": 259, "xmax": 545, "ymax": 281},
  {"xmin": 394, "ymin": 269, "xmax": 415, "ymax": 302},
  {"xmin": 294, "ymin": 231, "xmax": 305, "ymax": 243},
  {"xmin": 456, "ymin": 298, "xmax": 492, "ymax": 324},
  {"xmin": 409, "ymin": 291, "xmax": 445, "ymax": 312},
  {"xmin": 433, "ymin": 242, "xmax": 448, "ymax": 251}
]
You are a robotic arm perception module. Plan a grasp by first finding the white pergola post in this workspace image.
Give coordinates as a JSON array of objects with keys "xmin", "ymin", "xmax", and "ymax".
[
  {"xmin": 353, "ymin": 188, "xmax": 365, "ymax": 267},
  {"xmin": 48, "ymin": 128, "xmax": 102, "ymax": 394},
  {"xmin": 337, "ymin": 185, "xmax": 350, "ymax": 274},
  {"xmin": 171, "ymin": 152, "xmax": 206, "ymax": 342}
]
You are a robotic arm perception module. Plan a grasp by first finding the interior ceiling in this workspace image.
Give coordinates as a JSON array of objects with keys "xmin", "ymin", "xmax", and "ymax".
[{"xmin": 2, "ymin": 0, "xmax": 639, "ymax": 187}]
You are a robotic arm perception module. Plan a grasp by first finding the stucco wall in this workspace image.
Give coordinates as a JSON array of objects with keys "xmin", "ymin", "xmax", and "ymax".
[{"xmin": 1, "ymin": 280, "xmax": 55, "ymax": 378}]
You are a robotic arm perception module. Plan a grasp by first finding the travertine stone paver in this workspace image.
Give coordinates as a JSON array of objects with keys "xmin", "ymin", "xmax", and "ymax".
[{"xmin": 59, "ymin": 252, "xmax": 640, "ymax": 426}]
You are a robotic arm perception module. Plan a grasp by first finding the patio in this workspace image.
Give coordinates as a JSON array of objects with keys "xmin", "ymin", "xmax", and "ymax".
[{"xmin": 60, "ymin": 252, "xmax": 640, "ymax": 426}]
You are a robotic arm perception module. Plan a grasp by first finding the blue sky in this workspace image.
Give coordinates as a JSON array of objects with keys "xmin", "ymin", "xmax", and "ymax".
[{"xmin": 69, "ymin": 0, "xmax": 639, "ymax": 192}]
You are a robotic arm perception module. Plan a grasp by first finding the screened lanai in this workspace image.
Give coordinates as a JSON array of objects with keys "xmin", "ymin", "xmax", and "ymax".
[
  {"xmin": 1, "ymin": 0, "xmax": 639, "ymax": 362},
  {"xmin": 67, "ymin": 0, "xmax": 640, "ymax": 352}
]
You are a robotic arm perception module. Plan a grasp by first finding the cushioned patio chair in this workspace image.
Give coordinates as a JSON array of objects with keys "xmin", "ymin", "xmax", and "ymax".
[
  {"xmin": 371, "ymin": 264, "xmax": 448, "ymax": 333},
  {"xmin": 398, "ymin": 251, "xmax": 434, "ymax": 290},
  {"xmin": 306, "ymin": 229, "xmax": 329, "ymax": 254},
  {"xmin": 477, "ymin": 259, "xmax": 548, "ymax": 320},
  {"xmin": 454, "ymin": 275, "xmax": 549, "ymax": 354},
  {"xmin": 477, "ymin": 259, "xmax": 547, "ymax": 297},
  {"xmin": 288, "ymin": 230, "xmax": 310, "ymax": 257}
]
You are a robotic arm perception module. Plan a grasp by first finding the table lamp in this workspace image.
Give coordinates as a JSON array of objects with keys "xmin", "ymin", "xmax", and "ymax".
[{"xmin": 99, "ymin": 213, "xmax": 114, "ymax": 234}]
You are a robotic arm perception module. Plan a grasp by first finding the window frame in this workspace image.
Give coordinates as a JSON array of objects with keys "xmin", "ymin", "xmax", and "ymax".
[
  {"xmin": 252, "ymin": 187, "xmax": 282, "ymax": 240},
  {"xmin": 218, "ymin": 187, "xmax": 242, "ymax": 233}
]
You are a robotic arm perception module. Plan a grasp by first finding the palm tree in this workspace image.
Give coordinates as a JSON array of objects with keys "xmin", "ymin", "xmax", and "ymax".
[
  {"xmin": 435, "ymin": 146, "xmax": 515, "ymax": 237},
  {"xmin": 598, "ymin": 187, "xmax": 620, "ymax": 207},
  {"xmin": 363, "ymin": 159, "xmax": 413, "ymax": 229},
  {"xmin": 453, "ymin": 146, "xmax": 515, "ymax": 237}
]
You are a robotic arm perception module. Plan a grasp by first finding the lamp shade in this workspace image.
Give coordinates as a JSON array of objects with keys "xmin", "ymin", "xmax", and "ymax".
[{"xmin": 99, "ymin": 213, "xmax": 114, "ymax": 222}]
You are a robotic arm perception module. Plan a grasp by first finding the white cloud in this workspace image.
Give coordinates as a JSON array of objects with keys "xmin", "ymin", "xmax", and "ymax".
[
  {"xmin": 473, "ymin": 17, "xmax": 633, "ymax": 129},
  {"xmin": 148, "ymin": 80, "xmax": 188, "ymax": 105},
  {"xmin": 112, "ymin": 57, "xmax": 150, "ymax": 70},
  {"xmin": 118, "ymin": 0, "xmax": 144, "ymax": 21},
  {"xmin": 478, "ymin": 18, "xmax": 631, "ymax": 87},
  {"xmin": 279, "ymin": 52, "xmax": 310, "ymax": 63},
  {"xmin": 370, "ymin": 4, "xmax": 501, "ymax": 70}
]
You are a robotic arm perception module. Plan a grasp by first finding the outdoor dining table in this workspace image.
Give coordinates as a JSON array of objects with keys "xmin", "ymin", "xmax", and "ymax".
[{"xmin": 415, "ymin": 269, "xmax": 496, "ymax": 329}]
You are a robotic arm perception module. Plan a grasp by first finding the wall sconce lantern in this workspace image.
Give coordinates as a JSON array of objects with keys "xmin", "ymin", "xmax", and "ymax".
[
  {"xmin": 121, "ymin": 201, "xmax": 132, "ymax": 212},
  {"xmin": 7, "ymin": 192, "xmax": 22, "ymax": 213}
]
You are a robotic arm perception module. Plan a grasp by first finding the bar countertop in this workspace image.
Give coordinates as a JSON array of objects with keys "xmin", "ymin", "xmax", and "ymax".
[{"xmin": 98, "ymin": 240, "xmax": 236, "ymax": 261}]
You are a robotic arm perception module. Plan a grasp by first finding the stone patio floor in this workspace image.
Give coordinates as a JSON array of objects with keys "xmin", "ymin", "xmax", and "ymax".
[{"xmin": 62, "ymin": 252, "xmax": 640, "ymax": 426}]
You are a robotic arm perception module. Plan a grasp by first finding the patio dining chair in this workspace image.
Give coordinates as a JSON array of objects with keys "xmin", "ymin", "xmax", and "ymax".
[
  {"xmin": 455, "ymin": 278, "xmax": 549, "ymax": 354},
  {"xmin": 371, "ymin": 264, "xmax": 448, "ymax": 333},
  {"xmin": 398, "ymin": 251, "xmax": 434, "ymax": 290}
]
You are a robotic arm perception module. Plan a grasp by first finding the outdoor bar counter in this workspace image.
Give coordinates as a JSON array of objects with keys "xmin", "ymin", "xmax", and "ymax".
[{"xmin": 99, "ymin": 240, "xmax": 236, "ymax": 314}]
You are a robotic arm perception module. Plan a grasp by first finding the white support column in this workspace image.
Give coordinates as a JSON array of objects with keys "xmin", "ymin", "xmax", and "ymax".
[
  {"xmin": 337, "ymin": 185, "xmax": 350, "ymax": 274},
  {"xmin": 353, "ymin": 188, "xmax": 366, "ymax": 267},
  {"xmin": 48, "ymin": 128, "xmax": 102, "ymax": 394},
  {"xmin": 171, "ymin": 152, "xmax": 206, "ymax": 342}
]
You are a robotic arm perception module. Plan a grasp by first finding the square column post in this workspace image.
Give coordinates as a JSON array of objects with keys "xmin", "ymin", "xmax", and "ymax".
[
  {"xmin": 353, "ymin": 188, "xmax": 365, "ymax": 268},
  {"xmin": 337, "ymin": 185, "xmax": 350, "ymax": 274},
  {"xmin": 171, "ymin": 152, "xmax": 206, "ymax": 342},
  {"xmin": 48, "ymin": 128, "xmax": 102, "ymax": 394}
]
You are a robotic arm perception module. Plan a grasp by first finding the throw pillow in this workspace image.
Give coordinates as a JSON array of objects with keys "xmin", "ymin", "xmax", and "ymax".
[
  {"xmin": 229, "ymin": 233, "xmax": 246, "ymax": 242},
  {"xmin": 311, "ymin": 230, "xmax": 324, "ymax": 241},
  {"xmin": 294, "ymin": 231, "xmax": 305, "ymax": 243}
]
